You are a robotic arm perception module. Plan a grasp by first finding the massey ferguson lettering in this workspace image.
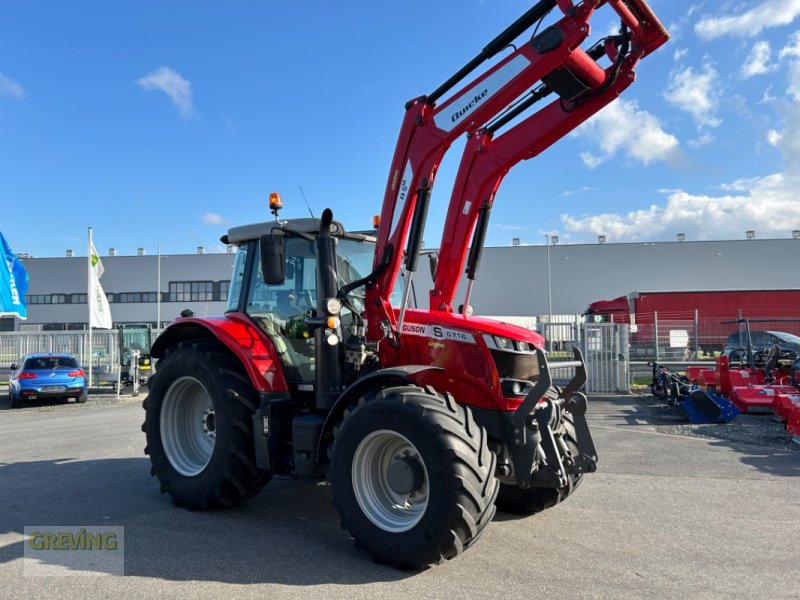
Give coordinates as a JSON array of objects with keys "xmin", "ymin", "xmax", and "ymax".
[
  {"xmin": 400, "ymin": 323, "xmax": 476, "ymax": 344},
  {"xmin": 451, "ymin": 89, "xmax": 488, "ymax": 124}
]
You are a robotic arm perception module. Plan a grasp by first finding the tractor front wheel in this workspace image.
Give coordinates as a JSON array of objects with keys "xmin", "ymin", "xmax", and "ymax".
[
  {"xmin": 142, "ymin": 342, "xmax": 271, "ymax": 509},
  {"xmin": 330, "ymin": 385, "xmax": 498, "ymax": 569}
]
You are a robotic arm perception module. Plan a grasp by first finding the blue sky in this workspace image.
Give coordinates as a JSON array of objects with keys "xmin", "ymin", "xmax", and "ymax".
[{"xmin": 1, "ymin": 0, "xmax": 800, "ymax": 257}]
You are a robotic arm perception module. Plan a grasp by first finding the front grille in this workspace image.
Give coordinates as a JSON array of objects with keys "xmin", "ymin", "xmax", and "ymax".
[{"xmin": 490, "ymin": 350, "xmax": 540, "ymax": 381}]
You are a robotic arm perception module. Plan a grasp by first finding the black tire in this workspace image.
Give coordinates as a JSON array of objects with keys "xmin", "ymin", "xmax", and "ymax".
[
  {"xmin": 329, "ymin": 385, "xmax": 498, "ymax": 570},
  {"xmin": 76, "ymin": 394, "xmax": 87, "ymax": 404},
  {"xmin": 10, "ymin": 393, "xmax": 23, "ymax": 409},
  {"xmin": 495, "ymin": 410, "xmax": 584, "ymax": 515},
  {"xmin": 142, "ymin": 341, "xmax": 272, "ymax": 510}
]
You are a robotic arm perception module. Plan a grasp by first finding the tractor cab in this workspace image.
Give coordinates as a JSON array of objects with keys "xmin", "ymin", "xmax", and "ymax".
[{"xmin": 223, "ymin": 215, "xmax": 404, "ymax": 386}]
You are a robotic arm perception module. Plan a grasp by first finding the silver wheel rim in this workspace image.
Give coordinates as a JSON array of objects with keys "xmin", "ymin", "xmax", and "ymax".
[
  {"xmin": 160, "ymin": 376, "xmax": 216, "ymax": 477},
  {"xmin": 351, "ymin": 430, "xmax": 429, "ymax": 533}
]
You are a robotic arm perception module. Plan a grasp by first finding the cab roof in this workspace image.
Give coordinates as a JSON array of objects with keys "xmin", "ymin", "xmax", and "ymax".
[{"xmin": 222, "ymin": 218, "xmax": 376, "ymax": 245}]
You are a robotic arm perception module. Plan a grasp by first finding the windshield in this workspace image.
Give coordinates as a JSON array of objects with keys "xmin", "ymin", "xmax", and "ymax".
[
  {"xmin": 336, "ymin": 238, "xmax": 405, "ymax": 308},
  {"xmin": 770, "ymin": 331, "xmax": 800, "ymax": 344},
  {"xmin": 226, "ymin": 244, "xmax": 249, "ymax": 312}
]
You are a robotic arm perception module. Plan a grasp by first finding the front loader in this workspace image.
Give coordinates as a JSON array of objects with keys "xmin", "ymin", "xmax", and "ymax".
[{"xmin": 142, "ymin": 0, "xmax": 669, "ymax": 569}]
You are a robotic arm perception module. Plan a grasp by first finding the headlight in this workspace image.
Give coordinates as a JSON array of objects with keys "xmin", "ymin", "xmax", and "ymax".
[
  {"xmin": 494, "ymin": 336, "xmax": 515, "ymax": 351},
  {"xmin": 325, "ymin": 297, "xmax": 342, "ymax": 315}
]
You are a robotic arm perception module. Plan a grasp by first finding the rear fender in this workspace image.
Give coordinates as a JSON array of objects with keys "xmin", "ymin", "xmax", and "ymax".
[
  {"xmin": 151, "ymin": 314, "xmax": 288, "ymax": 392},
  {"xmin": 315, "ymin": 366, "xmax": 443, "ymax": 464}
]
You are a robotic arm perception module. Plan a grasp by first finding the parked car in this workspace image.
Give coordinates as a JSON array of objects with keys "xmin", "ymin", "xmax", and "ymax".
[
  {"xmin": 723, "ymin": 330, "xmax": 800, "ymax": 360},
  {"xmin": 8, "ymin": 353, "xmax": 87, "ymax": 408}
]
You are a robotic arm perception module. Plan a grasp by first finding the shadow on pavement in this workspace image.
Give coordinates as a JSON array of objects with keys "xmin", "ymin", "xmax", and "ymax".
[
  {"xmin": 591, "ymin": 394, "xmax": 800, "ymax": 478},
  {"xmin": 0, "ymin": 457, "xmax": 411, "ymax": 584}
]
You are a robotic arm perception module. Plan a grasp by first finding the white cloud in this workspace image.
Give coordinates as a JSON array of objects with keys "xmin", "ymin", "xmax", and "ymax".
[
  {"xmin": 579, "ymin": 151, "xmax": 605, "ymax": 169},
  {"xmin": 561, "ymin": 174, "xmax": 800, "ymax": 242},
  {"xmin": 688, "ymin": 132, "xmax": 715, "ymax": 148},
  {"xmin": 562, "ymin": 48, "xmax": 800, "ymax": 243},
  {"xmin": 574, "ymin": 98, "xmax": 681, "ymax": 168},
  {"xmin": 562, "ymin": 186, "xmax": 596, "ymax": 197},
  {"xmin": 779, "ymin": 30, "xmax": 800, "ymax": 59},
  {"xmin": 742, "ymin": 40, "xmax": 775, "ymax": 77},
  {"xmin": 718, "ymin": 176, "xmax": 764, "ymax": 192},
  {"xmin": 201, "ymin": 212, "xmax": 227, "ymax": 225},
  {"xmin": 673, "ymin": 48, "xmax": 688, "ymax": 62},
  {"xmin": 665, "ymin": 64, "xmax": 722, "ymax": 128},
  {"xmin": 696, "ymin": 0, "xmax": 800, "ymax": 39},
  {"xmin": 789, "ymin": 60, "xmax": 800, "ymax": 100},
  {"xmin": 0, "ymin": 72, "xmax": 24, "ymax": 99},
  {"xmin": 495, "ymin": 224, "xmax": 525, "ymax": 231},
  {"xmin": 136, "ymin": 66, "xmax": 193, "ymax": 119}
]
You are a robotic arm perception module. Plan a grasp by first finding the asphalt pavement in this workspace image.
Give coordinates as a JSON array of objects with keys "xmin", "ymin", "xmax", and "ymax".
[{"xmin": 0, "ymin": 394, "xmax": 798, "ymax": 599}]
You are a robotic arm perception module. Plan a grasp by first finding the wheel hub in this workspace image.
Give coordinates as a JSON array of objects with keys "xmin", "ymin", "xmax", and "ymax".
[
  {"xmin": 202, "ymin": 408, "xmax": 217, "ymax": 440},
  {"xmin": 351, "ymin": 430, "xmax": 430, "ymax": 532},
  {"xmin": 386, "ymin": 455, "xmax": 425, "ymax": 496},
  {"xmin": 159, "ymin": 376, "xmax": 216, "ymax": 477}
]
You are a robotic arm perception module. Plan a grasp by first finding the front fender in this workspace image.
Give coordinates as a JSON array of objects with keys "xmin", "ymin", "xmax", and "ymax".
[
  {"xmin": 152, "ymin": 313, "xmax": 288, "ymax": 392},
  {"xmin": 315, "ymin": 365, "xmax": 443, "ymax": 464}
]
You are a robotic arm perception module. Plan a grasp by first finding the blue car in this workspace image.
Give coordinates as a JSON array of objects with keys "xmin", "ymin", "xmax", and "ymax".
[{"xmin": 8, "ymin": 353, "xmax": 88, "ymax": 408}]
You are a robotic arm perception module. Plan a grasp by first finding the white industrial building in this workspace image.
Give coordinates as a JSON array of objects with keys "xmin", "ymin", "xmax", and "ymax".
[{"xmin": 4, "ymin": 236, "xmax": 800, "ymax": 332}]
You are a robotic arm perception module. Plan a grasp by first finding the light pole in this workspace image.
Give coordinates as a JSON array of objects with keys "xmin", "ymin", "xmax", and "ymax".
[
  {"xmin": 545, "ymin": 234, "xmax": 552, "ymax": 350},
  {"xmin": 157, "ymin": 243, "xmax": 165, "ymax": 329}
]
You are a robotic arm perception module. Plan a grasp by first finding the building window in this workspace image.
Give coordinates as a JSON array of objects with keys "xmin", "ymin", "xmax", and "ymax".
[
  {"xmin": 70, "ymin": 293, "xmax": 87, "ymax": 304},
  {"xmin": 218, "ymin": 280, "xmax": 230, "ymax": 302},
  {"xmin": 26, "ymin": 295, "xmax": 52, "ymax": 304},
  {"xmin": 52, "ymin": 294, "xmax": 67, "ymax": 304},
  {"xmin": 169, "ymin": 281, "xmax": 214, "ymax": 302},
  {"xmin": 112, "ymin": 292, "xmax": 158, "ymax": 303}
]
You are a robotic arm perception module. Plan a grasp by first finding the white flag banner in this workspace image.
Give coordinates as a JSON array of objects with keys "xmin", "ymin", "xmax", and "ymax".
[{"xmin": 89, "ymin": 239, "xmax": 112, "ymax": 329}]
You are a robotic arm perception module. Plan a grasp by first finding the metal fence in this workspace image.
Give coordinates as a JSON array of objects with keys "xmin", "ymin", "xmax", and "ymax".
[
  {"xmin": 0, "ymin": 330, "xmax": 122, "ymax": 385},
  {"xmin": 7, "ymin": 313, "xmax": 795, "ymax": 392},
  {"xmin": 580, "ymin": 323, "xmax": 629, "ymax": 393},
  {"xmin": 542, "ymin": 320, "xmax": 630, "ymax": 393},
  {"xmin": 628, "ymin": 312, "xmax": 800, "ymax": 362}
]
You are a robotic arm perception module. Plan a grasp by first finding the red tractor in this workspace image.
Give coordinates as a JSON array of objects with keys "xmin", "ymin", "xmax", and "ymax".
[{"xmin": 143, "ymin": 0, "xmax": 668, "ymax": 568}]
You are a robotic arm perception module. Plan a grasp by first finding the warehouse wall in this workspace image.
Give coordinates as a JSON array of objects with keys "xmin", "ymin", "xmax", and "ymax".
[
  {"xmin": 464, "ymin": 238, "xmax": 800, "ymax": 316},
  {"xmin": 6, "ymin": 238, "xmax": 800, "ymax": 330}
]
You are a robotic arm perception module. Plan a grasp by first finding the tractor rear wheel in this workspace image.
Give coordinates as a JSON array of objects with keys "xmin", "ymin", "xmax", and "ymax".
[
  {"xmin": 329, "ymin": 385, "xmax": 498, "ymax": 569},
  {"xmin": 495, "ymin": 409, "xmax": 583, "ymax": 515},
  {"xmin": 142, "ymin": 341, "xmax": 271, "ymax": 509}
]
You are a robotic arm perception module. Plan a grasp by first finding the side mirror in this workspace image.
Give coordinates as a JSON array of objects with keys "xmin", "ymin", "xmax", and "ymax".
[{"xmin": 260, "ymin": 233, "xmax": 286, "ymax": 285}]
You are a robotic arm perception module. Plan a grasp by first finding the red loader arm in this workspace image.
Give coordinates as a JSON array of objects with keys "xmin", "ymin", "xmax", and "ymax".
[
  {"xmin": 430, "ymin": 0, "xmax": 669, "ymax": 312},
  {"xmin": 366, "ymin": 0, "xmax": 668, "ymax": 340}
]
